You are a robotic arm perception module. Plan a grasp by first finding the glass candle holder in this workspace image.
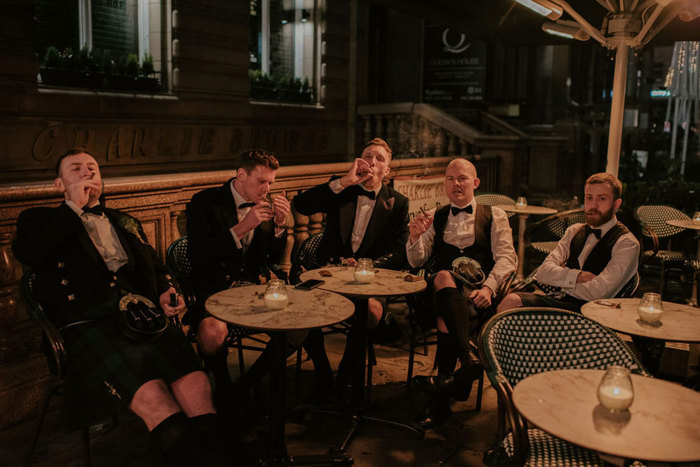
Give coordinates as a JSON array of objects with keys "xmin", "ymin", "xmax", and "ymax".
[
  {"xmin": 263, "ymin": 279, "xmax": 288, "ymax": 310},
  {"xmin": 354, "ymin": 258, "xmax": 375, "ymax": 283},
  {"xmin": 597, "ymin": 366, "xmax": 634, "ymax": 412},
  {"xmin": 637, "ymin": 292, "xmax": 664, "ymax": 323},
  {"xmin": 693, "ymin": 211, "xmax": 700, "ymax": 225},
  {"xmin": 516, "ymin": 196, "xmax": 527, "ymax": 209}
]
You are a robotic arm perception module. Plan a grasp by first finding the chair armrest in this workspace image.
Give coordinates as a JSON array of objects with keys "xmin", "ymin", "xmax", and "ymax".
[{"xmin": 640, "ymin": 224, "xmax": 660, "ymax": 256}]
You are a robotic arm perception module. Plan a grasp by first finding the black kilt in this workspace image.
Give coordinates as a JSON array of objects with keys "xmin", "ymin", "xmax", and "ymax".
[{"xmin": 61, "ymin": 302, "xmax": 201, "ymax": 430}]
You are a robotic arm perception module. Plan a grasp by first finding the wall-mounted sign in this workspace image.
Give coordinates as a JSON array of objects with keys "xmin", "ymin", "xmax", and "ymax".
[
  {"xmin": 393, "ymin": 175, "xmax": 448, "ymax": 221},
  {"xmin": 423, "ymin": 24, "xmax": 486, "ymax": 104}
]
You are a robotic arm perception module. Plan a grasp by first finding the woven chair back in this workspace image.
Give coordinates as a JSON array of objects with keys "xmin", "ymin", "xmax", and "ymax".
[{"xmin": 636, "ymin": 205, "xmax": 689, "ymax": 239}]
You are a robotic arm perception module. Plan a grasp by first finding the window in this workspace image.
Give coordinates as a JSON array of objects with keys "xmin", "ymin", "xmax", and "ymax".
[
  {"xmin": 249, "ymin": 0, "xmax": 320, "ymax": 104},
  {"xmin": 35, "ymin": 0, "xmax": 167, "ymax": 92}
]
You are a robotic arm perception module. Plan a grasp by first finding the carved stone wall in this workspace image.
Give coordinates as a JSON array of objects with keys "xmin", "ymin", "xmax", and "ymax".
[{"xmin": 0, "ymin": 155, "xmax": 504, "ymax": 428}]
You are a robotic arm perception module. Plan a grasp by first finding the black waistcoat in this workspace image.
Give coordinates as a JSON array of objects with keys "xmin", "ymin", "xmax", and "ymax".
[
  {"xmin": 429, "ymin": 204, "xmax": 494, "ymax": 275},
  {"xmin": 565, "ymin": 222, "xmax": 630, "ymax": 275}
]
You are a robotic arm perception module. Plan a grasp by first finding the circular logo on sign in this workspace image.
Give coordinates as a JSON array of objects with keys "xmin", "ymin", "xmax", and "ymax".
[{"xmin": 442, "ymin": 29, "xmax": 470, "ymax": 54}]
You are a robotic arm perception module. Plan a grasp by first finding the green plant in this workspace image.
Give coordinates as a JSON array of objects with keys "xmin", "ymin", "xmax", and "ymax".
[
  {"xmin": 89, "ymin": 48, "xmax": 104, "ymax": 72},
  {"xmin": 102, "ymin": 49, "xmax": 114, "ymax": 74},
  {"xmin": 43, "ymin": 46, "xmax": 62, "ymax": 68},
  {"xmin": 116, "ymin": 54, "xmax": 129, "ymax": 75},
  {"xmin": 125, "ymin": 54, "xmax": 140, "ymax": 77},
  {"xmin": 141, "ymin": 54, "xmax": 154, "ymax": 76},
  {"xmin": 63, "ymin": 47, "xmax": 80, "ymax": 69}
]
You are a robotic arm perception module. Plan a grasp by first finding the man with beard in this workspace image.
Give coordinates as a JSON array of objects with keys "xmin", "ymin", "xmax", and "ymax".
[{"xmin": 498, "ymin": 172, "xmax": 639, "ymax": 313}]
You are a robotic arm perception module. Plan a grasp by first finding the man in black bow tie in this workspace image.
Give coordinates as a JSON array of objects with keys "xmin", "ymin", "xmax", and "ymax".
[
  {"xmin": 406, "ymin": 158, "xmax": 516, "ymax": 426},
  {"xmin": 498, "ymin": 172, "xmax": 639, "ymax": 314},
  {"xmin": 292, "ymin": 138, "xmax": 409, "ymax": 385},
  {"xmin": 13, "ymin": 149, "xmax": 224, "ymax": 465}
]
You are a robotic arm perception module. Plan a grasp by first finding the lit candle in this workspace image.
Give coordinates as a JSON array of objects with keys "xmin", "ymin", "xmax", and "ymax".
[
  {"xmin": 637, "ymin": 305, "xmax": 664, "ymax": 323},
  {"xmin": 354, "ymin": 269, "xmax": 376, "ymax": 283},
  {"xmin": 264, "ymin": 292, "xmax": 288, "ymax": 310},
  {"xmin": 597, "ymin": 385, "xmax": 634, "ymax": 411}
]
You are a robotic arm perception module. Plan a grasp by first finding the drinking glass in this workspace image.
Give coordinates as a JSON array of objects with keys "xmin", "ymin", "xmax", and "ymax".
[
  {"xmin": 637, "ymin": 292, "xmax": 664, "ymax": 323},
  {"xmin": 354, "ymin": 258, "xmax": 375, "ymax": 283},
  {"xmin": 264, "ymin": 279, "xmax": 288, "ymax": 310},
  {"xmin": 597, "ymin": 366, "xmax": 634, "ymax": 412}
]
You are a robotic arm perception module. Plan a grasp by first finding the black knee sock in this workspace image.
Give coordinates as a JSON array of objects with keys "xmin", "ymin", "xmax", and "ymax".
[
  {"xmin": 435, "ymin": 287, "xmax": 472, "ymax": 366},
  {"xmin": 150, "ymin": 412, "xmax": 198, "ymax": 466},
  {"xmin": 303, "ymin": 328, "xmax": 332, "ymax": 374},
  {"xmin": 202, "ymin": 349, "xmax": 233, "ymax": 393},
  {"xmin": 436, "ymin": 331, "xmax": 459, "ymax": 376},
  {"xmin": 188, "ymin": 413, "xmax": 226, "ymax": 466}
]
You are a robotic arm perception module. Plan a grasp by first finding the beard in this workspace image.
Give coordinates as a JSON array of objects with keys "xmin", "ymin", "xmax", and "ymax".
[{"xmin": 585, "ymin": 205, "xmax": 615, "ymax": 227}]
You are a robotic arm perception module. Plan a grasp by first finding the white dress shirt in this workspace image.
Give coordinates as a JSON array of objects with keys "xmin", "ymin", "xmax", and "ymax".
[
  {"xmin": 329, "ymin": 178, "xmax": 381, "ymax": 253},
  {"xmin": 229, "ymin": 182, "xmax": 254, "ymax": 250},
  {"xmin": 66, "ymin": 200, "xmax": 129, "ymax": 273},
  {"xmin": 406, "ymin": 199, "xmax": 517, "ymax": 295},
  {"xmin": 535, "ymin": 216, "xmax": 640, "ymax": 301}
]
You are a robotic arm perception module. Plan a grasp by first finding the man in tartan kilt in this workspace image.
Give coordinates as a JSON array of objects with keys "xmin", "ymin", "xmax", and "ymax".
[{"xmin": 13, "ymin": 149, "xmax": 224, "ymax": 466}]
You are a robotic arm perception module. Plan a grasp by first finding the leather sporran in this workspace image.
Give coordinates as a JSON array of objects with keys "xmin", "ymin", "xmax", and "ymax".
[
  {"xmin": 451, "ymin": 256, "xmax": 486, "ymax": 289},
  {"xmin": 117, "ymin": 293, "xmax": 168, "ymax": 341}
]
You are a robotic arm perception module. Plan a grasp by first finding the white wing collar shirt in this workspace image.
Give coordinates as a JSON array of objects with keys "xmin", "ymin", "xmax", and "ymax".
[
  {"xmin": 535, "ymin": 215, "xmax": 639, "ymax": 301},
  {"xmin": 66, "ymin": 200, "xmax": 129, "ymax": 273},
  {"xmin": 406, "ymin": 199, "xmax": 516, "ymax": 295},
  {"xmin": 329, "ymin": 178, "xmax": 381, "ymax": 253}
]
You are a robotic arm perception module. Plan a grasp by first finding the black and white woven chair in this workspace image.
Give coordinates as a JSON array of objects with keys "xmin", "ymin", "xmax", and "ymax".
[
  {"xmin": 475, "ymin": 193, "xmax": 517, "ymax": 219},
  {"xmin": 166, "ymin": 236, "xmax": 267, "ymax": 374},
  {"xmin": 524, "ymin": 208, "xmax": 586, "ymax": 260},
  {"xmin": 478, "ymin": 307, "xmax": 650, "ymax": 466},
  {"xmin": 635, "ymin": 205, "xmax": 690, "ymax": 295}
]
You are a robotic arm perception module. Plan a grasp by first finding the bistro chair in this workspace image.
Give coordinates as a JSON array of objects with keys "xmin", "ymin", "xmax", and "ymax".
[
  {"xmin": 475, "ymin": 193, "xmax": 516, "ymax": 219},
  {"xmin": 21, "ymin": 272, "xmax": 93, "ymax": 466},
  {"xmin": 635, "ymin": 205, "xmax": 690, "ymax": 295},
  {"xmin": 478, "ymin": 307, "xmax": 649, "ymax": 466},
  {"xmin": 166, "ymin": 236, "xmax": 267, "ymax": 375},
  {"xmin": 524, "ymin": 208, "xmax": 586, "ymax": 261}
]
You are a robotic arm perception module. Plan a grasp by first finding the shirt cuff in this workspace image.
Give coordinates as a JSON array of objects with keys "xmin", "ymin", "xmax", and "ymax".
[
  {"xmin": 482, "ymin": 279, "xmax": 498, "ymax": 297},
  {"xmin": 274, "ymin": 226, "xmax": 285, "ymax": 238},
  {"xmin": 329, "ymin": 178, "xmax": 344, "ymax": 194},
  {"xmin": 229, "ymin": 227, "xmax": 243, "ymax": 250},
  {"xmin": 562, "ymin": 269, "xmax": 579, "ymax": 289}
]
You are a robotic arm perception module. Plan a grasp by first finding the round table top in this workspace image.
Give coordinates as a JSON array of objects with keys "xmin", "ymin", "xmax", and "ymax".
[
  {"xmin": 581, "ymin": 298, "xmax": 700, "ymax": 342},
  {"xmin": 666, "ymin": 219, "xmax": 700, "ymax": 231},
  {"xmin": 495, "ymin": 204, "xmax": 557, "ymax": 216},
  {"xmin": 512, "ymin": 369, "xmax": 700, "ymax": 462},
  {"xmin": 205, "ymin": 285, "xmax": 355, "ymax": 332},
  {"xmin": 300, "ymin": 266, "xmax": 427, "ymax": 298}
]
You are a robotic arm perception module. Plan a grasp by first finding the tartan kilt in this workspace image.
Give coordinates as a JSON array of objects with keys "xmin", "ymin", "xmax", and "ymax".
[{"xmin": 61, "ymin": 313, "xmax": 202, "ymax": 431}]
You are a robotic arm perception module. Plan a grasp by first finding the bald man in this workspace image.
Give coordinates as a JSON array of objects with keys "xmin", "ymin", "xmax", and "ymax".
[{"xmin": 406, "ymin": 158, "xmax": 516, "ymax": 426}]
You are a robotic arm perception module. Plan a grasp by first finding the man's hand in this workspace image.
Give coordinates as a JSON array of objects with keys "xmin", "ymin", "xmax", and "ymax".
[
  {"xmin": 339, "ymin": 158, "xmax": 373, "ymax": 188},
  {"xmin": 65, "ymin": 178, "xmax": 102, "ymax": 209},
  {"xmin": 159, "ymin": 287, "xmax": 186, "ymax": 317},
  {"xmin": 470, "ymin": 286, "xmax": 493, "ymax": 308},
  {"xmin": 237, "ymin": 201, "xmax": 274, "ymax": 232},
  {"xmin": 342, "ymin": 257, "xmax": 358, "ymax": 268},
  {"xmin": 272, "ymin": 191, "xmax": 290, "ymax": 227},
  {"xmin": 577, "ymin": 271, "xmax": 596, "ymax": 283},
  {"xmin": 409, "ymin": 212, "xmax": 434, "ymax": 243}
]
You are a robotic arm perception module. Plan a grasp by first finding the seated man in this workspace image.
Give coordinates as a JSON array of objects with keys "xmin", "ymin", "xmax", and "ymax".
[
  {"xmin": 292, "ymin": 138, "xmax": 409, "ymax": 383},
  {"xmin": 498, "ymin": 172, "xmax": 639, "ymax": 313},
  {"xmin": 186, "ymin": 149, "xmax": 331, "ymax": 407},
  {"xmin": 12, "ymin": 148, "xmax": 223, "ymax": 466},
  {"xmin": 407, "ymin": 158, "xmax": 516, "ymax": 426}
]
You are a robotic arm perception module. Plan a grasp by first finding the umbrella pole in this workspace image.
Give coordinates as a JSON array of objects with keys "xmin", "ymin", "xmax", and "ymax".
[{"xmin": 606, "ymin": 44, "xmax": 630, "ymax": 177}]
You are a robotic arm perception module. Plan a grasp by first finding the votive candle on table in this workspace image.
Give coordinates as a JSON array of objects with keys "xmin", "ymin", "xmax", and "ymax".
[
  {"xmin": 693, "ymin": 211, "xmax": 700, "ymax": 225},
  {"xmin": 264, "ymin": 279, "xmax": 288, "ymax": 310},
  {"xmin": 597, "ymin": 366, "xmax": 634, "ymax": 412},
  {"xmin": 637, "ymin": 292, "xmax": 664, "ymax": 323},
  {"xmin": 354, "ymin": 258, "xmax": 375, "ymax": 283},
  {"xmin": 516, "ymin": 197, "xmax": 527, "ymax": 209}
]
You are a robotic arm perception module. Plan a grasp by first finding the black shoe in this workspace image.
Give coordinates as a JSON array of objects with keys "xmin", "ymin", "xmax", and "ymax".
[
  {"xmin": 414, "ymin": 391, "xmax": 451, "ymax": 428},
  {"xmin": 411, "ymin": 373, "xmax": 452, "ymax": 394}
]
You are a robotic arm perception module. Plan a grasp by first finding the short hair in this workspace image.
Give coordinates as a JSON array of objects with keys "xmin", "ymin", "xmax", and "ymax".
[
  {"xmin": 55, "ymin": 147, "xmax": 94, "ymax": 176},
  {"xmin": 236, "ymin": 148, "xmax": 279, "ymax": 173},
  {"xmin": 585, "ymin": 172, "xmax": 622, "ymax": 200},
  {"xmin": 363, "ymin": 138, "xmax": 392, "ymax": 159}
]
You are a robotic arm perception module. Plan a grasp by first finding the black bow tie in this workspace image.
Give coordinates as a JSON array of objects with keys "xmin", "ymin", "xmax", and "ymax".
[
  {"xmin": 238, "ymin": 202, "xmax": 256, "ymax": 209},
  {"xmin": 358, "ymin": 189, "xmax": 376, "ymax": 200},
  {"xmin": 451, "ymin": 205, "xmax": 473, "ymax": 216},
  {"xmin": 585, "ymin": 225, "xmax": 602, "ymax": 239},
  {"xmin": 82, "ymin": 204, "xmax": 104, "ymax": 215}
]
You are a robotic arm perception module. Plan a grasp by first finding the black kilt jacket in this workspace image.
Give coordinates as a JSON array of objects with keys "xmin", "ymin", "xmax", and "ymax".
[
  {"xmin": 12, "ymin": 203, "xmax": 201, "ymax": 429},
  {"xmin": 292, "ymin": 177, "xmax": 409, "ymax": 270}
]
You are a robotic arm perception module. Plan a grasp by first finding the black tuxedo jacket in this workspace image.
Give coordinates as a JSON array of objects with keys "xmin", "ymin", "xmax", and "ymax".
[
  {"xmin": 12, "ymin": 203, "xmax": 173, "ymax": 329},
  {"xmin": 186, "ymin": 178, "xmax": 285, "ymax": 302},
  {"xmin": 292, "ymin": 177, "xmax": 409, "ymax": 269}
]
